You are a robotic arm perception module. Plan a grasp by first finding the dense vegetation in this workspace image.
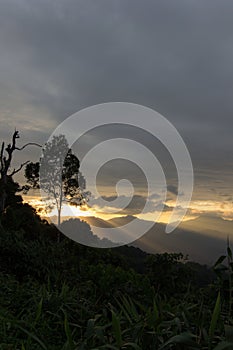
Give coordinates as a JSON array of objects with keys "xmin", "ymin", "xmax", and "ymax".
[{"xmin": 0, "ymin": 193, "xmax": 233, "ymax": 350}]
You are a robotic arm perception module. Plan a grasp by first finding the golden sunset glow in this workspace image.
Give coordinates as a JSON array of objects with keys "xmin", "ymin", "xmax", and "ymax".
[
  {"xmin": 49, "ymin": 204, "xmax": 93, "ymax": 218},
  {"xmin": 24, "ymin": 194, "xmax": 233, "ymax": 228}
]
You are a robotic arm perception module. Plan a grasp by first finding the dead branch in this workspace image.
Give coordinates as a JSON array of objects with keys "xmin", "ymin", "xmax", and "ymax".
[
  {"xmin": 15, "ymin": 142, "xmax": 42, "ymax": 151},
  {"xmin": 10, "ymin": 160, "xmax": 30, "ymax": 176},
  {"xmin": 0, "ymin": 142, "xmax": 4, "ymax": 171}
]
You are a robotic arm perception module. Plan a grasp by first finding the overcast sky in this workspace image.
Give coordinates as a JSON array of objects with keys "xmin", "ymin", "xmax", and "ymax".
[{"xmin": 0, "ymin": 0, "xmax": 232, "ymax": 218}]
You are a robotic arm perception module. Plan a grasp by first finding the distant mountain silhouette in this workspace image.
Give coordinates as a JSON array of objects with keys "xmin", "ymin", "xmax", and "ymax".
[
  {"xmin": 180, "ymin": 215, "xmax": 233, "ymax": 237},
  {"xmin": 79, "ymin": 216, "xmax": 113, "ymax": 227},
  {"xmin": 44, "ymin": 213, "xmax": 233, "ymax": 264},
  {"xmin": 60, "ymin": 218, "xmax": 117, "ymax": 248},
  {"xmin": 79, "ymin": 214, "xmax": 233, "ymax": 265}
]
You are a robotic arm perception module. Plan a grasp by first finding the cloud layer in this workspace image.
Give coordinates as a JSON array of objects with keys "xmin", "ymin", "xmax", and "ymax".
[{"xmin": 0, "ymin": 0, "xmax": 232, "ymax": 214}]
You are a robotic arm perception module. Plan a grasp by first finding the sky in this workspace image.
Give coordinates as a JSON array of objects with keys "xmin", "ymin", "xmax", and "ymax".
[{"xmin": 0, "ymin": 0, "xmax": 233, "ymax": 230}]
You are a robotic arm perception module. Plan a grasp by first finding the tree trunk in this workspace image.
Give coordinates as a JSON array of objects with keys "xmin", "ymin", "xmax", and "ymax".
[
  {"xmin": 58, "ymin": 208, "xmax": 61, "ymax": 226},
  {"xmin": 0, "ymin": 175, "xmax": 7, "ymax": 217},
  {"xmin": 57, "ymin": 207, "xmax": 61, "ymax": 243}
]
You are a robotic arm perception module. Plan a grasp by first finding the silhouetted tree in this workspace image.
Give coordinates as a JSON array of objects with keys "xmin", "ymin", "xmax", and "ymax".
[
  {"xmin": 0, "ymin": 130, "xmax": 41, "ymax": 225},
  {"xmin": 25, "ymin": 134, "xmax": 89, "ymax": 229}
]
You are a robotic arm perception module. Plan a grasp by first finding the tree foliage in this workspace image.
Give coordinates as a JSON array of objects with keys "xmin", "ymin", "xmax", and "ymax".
[{"xmin": 25, "ymin": 134, "xmax": 89, "ymax": 227}]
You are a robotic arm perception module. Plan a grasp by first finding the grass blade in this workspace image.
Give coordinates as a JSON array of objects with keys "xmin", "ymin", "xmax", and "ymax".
[
  {"xmin": 209, "ymin": 291, "xmax": 221, "ymax": 344},
  {"xmin": 111, "ymin": 310, "xmax": 122, "ymax": 348}
]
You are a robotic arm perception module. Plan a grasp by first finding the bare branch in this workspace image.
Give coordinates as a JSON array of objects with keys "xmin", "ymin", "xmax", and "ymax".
[
  {"xmin": 0, "ymin": 130, "xmax": 42, "ymax": 214},
  {"xmin": 0, "ymin": 142, "xmax": 4, "ymax": 171},
  {"xmin": 10, "ymin": 160, "xmax": 30, "ymax": 176},
  {"xmin": 15, "ymin": 142, "xmax": 42, "ymax": 151},
  {"xmin": 12, "ymin": 130, "xmax": 19, "ymax": 151}
]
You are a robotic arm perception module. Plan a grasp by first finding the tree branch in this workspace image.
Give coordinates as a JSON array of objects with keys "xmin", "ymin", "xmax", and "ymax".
[
  {"xmin": 15, "ymin": 142, "xmax": 42, "ymax": 151},
  {"xmin": 10, "ymin": 160, "xmax": 30, "ymax": 176},
  {"xmin": 0, "ymin": 142, "xmax": 4, "ymax": 171}
]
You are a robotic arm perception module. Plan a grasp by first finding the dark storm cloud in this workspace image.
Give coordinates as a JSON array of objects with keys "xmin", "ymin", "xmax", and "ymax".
[
  {"xmin": 90, "ymin": 193, "xmax": 172, "ymax": 215},
  {"xmin": 0, "ymin": 0, "xmax": 233, "ymax": 186}
]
